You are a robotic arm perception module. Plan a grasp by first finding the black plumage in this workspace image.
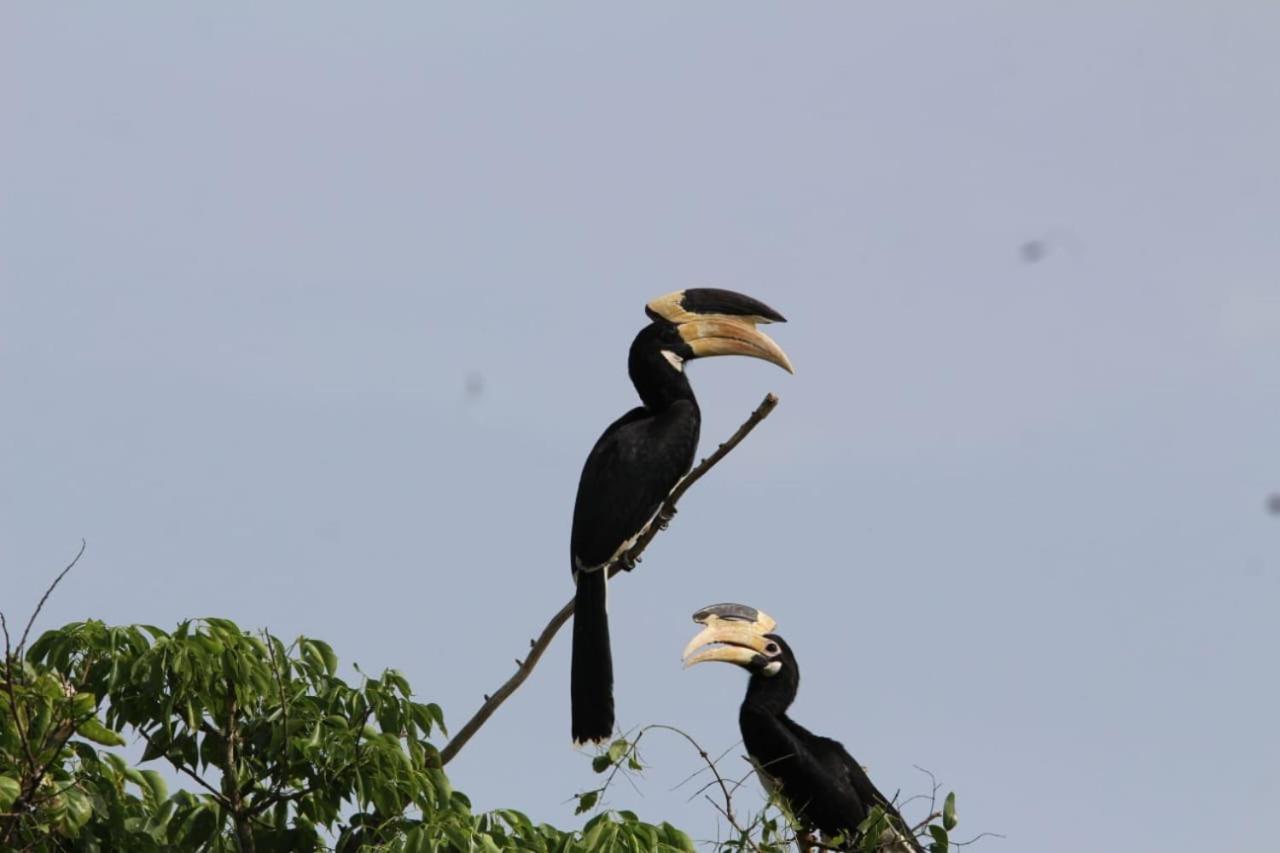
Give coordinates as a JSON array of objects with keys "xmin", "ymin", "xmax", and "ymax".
[
  {"xmin": 739, "ymin": 638, "xmax": 922, "ymax": 850},
  {"xmin": 570, "ymin": 327, "xmax": 701, "ymax": 743},
  {"xmin": 570, "ymin": 291, "xmax": 792, "ymax": 745},
  {"xmin": 684, "ymin": 608, "xmax": 921, "ymax": 850}
]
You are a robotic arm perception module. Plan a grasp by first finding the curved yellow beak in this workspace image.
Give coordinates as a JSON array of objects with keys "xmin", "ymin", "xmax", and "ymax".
[
  {"xmin": 647, "ymin": 290, "xmax": 794, "ymax": 374},
  {"xmin": 677, "ymin": 319, "xmax": 794, "ymax": 374},
  {"xmin": 681, "ymin": 604, "xmax": 778, "ymax": 668}
]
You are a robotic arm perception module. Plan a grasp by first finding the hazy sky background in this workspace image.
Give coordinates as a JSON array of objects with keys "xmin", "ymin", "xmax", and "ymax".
[{"xmin": 4, "ymin": 5, "xmax": 1278, "ymax": 850}]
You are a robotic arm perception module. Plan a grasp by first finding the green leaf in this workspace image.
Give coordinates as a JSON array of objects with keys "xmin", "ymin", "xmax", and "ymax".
[
  {"xmin": 575, "ymin": 790, "xmax": 599, "ymax": 815},
  {"xmin": 606, "ymin": 738, "xmax": 629, "ymax": 763},
  {"xmin": 661, "ymin": 823, "xmax": 697, "ymax": 852},
  {"xmin": 140, "ymin": 769, "xmax": 168, "ymax": 804},
  {"xmin": 203, "ymin": 617, "xmax": 240, "ymax": 635},
  {"xmin": 144, "ymin": 797, "xmax": 178, "ymax": 839},
  {"xmin": 444, "ymin": 822, "xmax": 471, "ymax": 850},
  {"xmin": 312, "ymin": 640, "xmax": 338, "ymax": 676},
  {"xmin": 591, "ymin": 754, "xmax": 612, "ymax": 773},
  {"xmin": 929, "ymin": 824, "xmax": 949, "ymax": 853},
  {"xmin": 0, "ymin": 775, "xmax": 21, "ymax": 810},
  {"xmin": 583, "ymin": 818, "xmax": 617, "ymax": 851},
  {"xmin": 428, "ymin": 702, "xmax": 447, "ymax": 736},
  {"xmin": 72, "ymin": 691, "xmax": 96, "ymax": 717},
  {"xmin": 943, "ymin": 791, "xmax": 957, "ymax": 831},
  {"xmin": 175, "ymin": 803, "xmax": 219, "ymax": 848},
  {"xmin": 63, "ymin": 786, "xmax": 93, "ymax": 830},
  {"xmin": 403, "ymin": 826, "xmax": 429, "ymax": 853},
  {"xmin": 77, "ymin": 717, "xmax": 126, "ymax": 746}
]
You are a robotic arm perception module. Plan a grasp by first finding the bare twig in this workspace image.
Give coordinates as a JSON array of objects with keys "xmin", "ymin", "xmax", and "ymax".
[
  {"xmin": 587, "ymin": 724, "xmax": 766, "ymax": 853},
  {"xmin": 439, "ymin": 394, "xmax": 781, "ymax": 766},
  {"xmin": 671, "ymin": 740, "xmax": 740, "ymax": 798},
  {"xmin": 438, "ymin": 598, "xmax": 575, "ymax": 767},
  {"xmin": 644, "ymin": 725, "xmax": 739, "ymax": 827},
  {"xmin": 18, "ymin": 540, "xmax": 86, "ymax": 658},
  {"xmin": 952, "ymin": 831, "xmax": 1007, "ymax": 847},
  {"xmin": 911, "ymin": 811, "xmax": 943, "ymax": 834}
]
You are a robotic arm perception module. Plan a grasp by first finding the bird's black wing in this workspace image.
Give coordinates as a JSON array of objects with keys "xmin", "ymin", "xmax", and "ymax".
[
  {"xmin": 767, "ymin": 719, "xmax": 869, "ymax": 835},
  {"xmin": 570, "ymin": 401, "xmax": 699, "ymax": 571},
  {"xmin": 769, "ymin": 720, "xmax": 921, "ymax": 851},
  {"xmin": 816, "ymin": 735, "xmax": 923, "ymax": 852}
]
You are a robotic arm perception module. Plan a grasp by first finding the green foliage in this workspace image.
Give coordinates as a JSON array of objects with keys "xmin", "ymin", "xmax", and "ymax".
[
  {"xmin": 3, "ymin": 616, "xmax": 970, "ymax": 852},
  {"xmin": 1, "ymin": 618, "xmax": 689, "ymax": 852}
]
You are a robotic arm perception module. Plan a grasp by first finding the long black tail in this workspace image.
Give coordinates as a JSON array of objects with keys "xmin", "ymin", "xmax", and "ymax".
[{"xmin": 571, "ymin": 569, "xmax": 614, "ymax": 744}]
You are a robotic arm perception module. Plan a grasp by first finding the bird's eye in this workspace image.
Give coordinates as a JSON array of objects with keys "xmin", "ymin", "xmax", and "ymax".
[{"xmin": 765, "ymin": 642, "xmax": 779, "ymax": 655}]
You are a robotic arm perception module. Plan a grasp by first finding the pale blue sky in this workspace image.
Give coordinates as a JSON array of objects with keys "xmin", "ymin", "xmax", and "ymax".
[{"xmin": 3, "ymin": 5, "xmax": 1278, "ymax": 850}]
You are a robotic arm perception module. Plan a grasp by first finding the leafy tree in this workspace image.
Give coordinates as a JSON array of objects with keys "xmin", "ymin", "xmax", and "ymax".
[
  {"xmin": 2, "ymin": 612, "xmax": 963, "ymax": 852},
  {"xmin": 4, "ymin": 400, "xmax": 975, "ymax": 851},
  {"xmin": 2, "ymin": 615, "xmax": 699, "ymax": 852}
]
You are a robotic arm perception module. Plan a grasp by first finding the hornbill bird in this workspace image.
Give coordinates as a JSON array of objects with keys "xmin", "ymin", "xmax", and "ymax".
[
  {"xmin": 570, "ymin": 290, "xmax": 793, "ymax": 745},
  {"xmin": 683, "ymin": 603, "xmax": 923, "ymax": 851}
]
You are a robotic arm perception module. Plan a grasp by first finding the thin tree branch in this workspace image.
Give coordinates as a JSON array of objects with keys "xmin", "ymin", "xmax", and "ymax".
[
  {"xmin": 0, "ymin": 612, "xmax": 39, "ymax": 781},
  {"xmin": 18, "ymin": 540, "xmax": 86, "ymax": 658},
  {"xmin": 584, "ymin": 724, "xmax": 766, "ymax": 853},
  {"xmin": 641, "ymin": 725, "xmax": 740, "ymax": 829},
  {"xmin": 245, "ymin": 703, "xmax": 375, "ymax": 818},
  {"xmin": 0, "ymin": 541, "xmax": 88, "ymax": 846},
  {"xmin": 952, "ymin": 831, "xmax": 1007, "ymax": 847},
  {"xmin": 439, "ymin": 393, "xmax": 781, "ymax": 766},
  {"xmin": 910, "ymin": 811, "xmax": 942, "ymax": 834},
  {"xmin": 0, "ymin": 614, "xmax": 29, "ymax": 848},
  {"xmin": 25, "ymin": 710, "xmax": 99, "ymax": 808},
  {"xmin": 136, "ymin": 728, "xmax": 230, "ymax": 807}
]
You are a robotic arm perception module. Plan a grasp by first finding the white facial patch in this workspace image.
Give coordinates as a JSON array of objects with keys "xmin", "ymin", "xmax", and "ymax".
[
  {"xmin": 660, "ymin": 349, "xmax": 685, "ymax": 372},
  {"xmin": 762, "ymin": 660, "xmax": 782, "ymax": 677}
]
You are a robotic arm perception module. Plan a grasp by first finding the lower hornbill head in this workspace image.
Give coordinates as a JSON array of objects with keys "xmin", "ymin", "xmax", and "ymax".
[{"xmin": 643, "ymin": 289, "xmax": 795, "ymax": 375}]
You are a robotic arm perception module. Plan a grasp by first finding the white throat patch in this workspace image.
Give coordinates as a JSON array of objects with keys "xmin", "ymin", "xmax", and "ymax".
[{"xmin": 661, "ymin": 349, "xmax": 685, "ymax": 372}]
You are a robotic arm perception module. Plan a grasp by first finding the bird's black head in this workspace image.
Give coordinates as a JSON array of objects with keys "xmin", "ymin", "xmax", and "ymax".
[
  {"xmin": 635, "ymin": 289, "xmax": 793, "ymax": 373},
  {"xmin": 628, "ymin": 289, "xmax": 793, "ymax": 410},
  {"xmin": 747, "ymin": 632, "xmax": 800, "ymax": 708}
]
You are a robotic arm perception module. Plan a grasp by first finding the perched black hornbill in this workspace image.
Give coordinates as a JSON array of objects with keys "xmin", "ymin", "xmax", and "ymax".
[
  {"xmin": 683, "ymin": 604, "xmax": 923, "ymax": 851},
  {"xmin": 570, "ymin": 290, "xmax": 793, "ymax": 745}
]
